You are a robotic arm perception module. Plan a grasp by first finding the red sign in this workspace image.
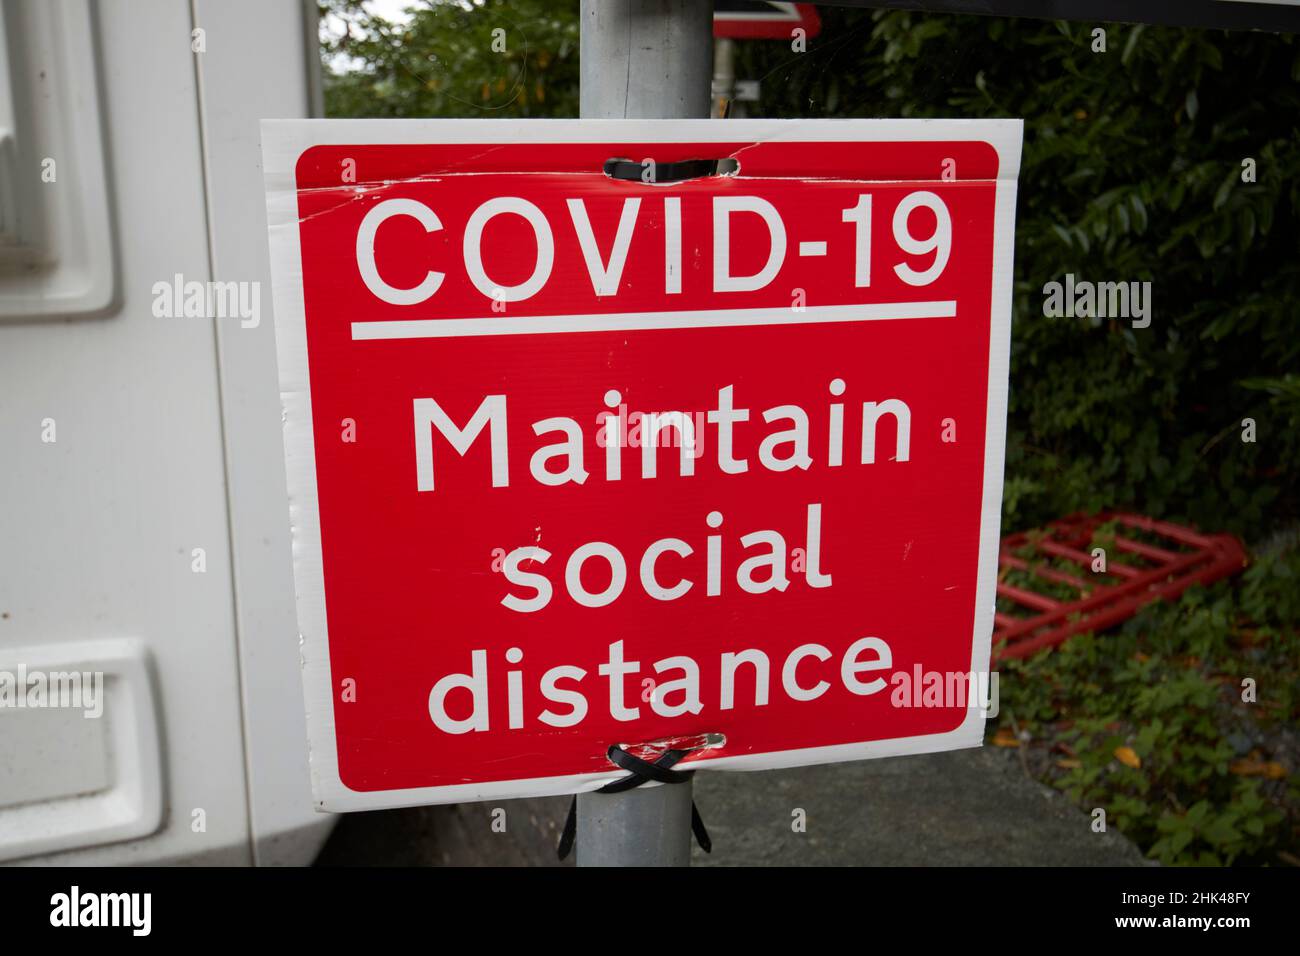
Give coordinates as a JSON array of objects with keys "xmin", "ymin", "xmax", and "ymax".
[
  {"xmin": 714, "ymin": 1, "xmax": 822, "ymax": 40},
  {"xmin": 262, "ymin": 119, "xmax": 1022, "ymax": 809}
]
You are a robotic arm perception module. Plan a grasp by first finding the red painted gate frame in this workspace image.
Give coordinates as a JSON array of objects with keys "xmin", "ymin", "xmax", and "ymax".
[{"xmin": 994, "ymin": 512, "xmax": 1247, "ymax": 661}]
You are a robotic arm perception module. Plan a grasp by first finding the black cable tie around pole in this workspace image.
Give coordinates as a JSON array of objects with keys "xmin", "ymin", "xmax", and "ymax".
[{"xmin": 556, "ymin": 744, "xmax": 712, "ymax": 860}]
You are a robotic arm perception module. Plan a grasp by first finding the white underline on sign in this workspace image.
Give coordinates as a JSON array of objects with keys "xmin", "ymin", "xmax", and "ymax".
[{"xmin": 350, "ymin": 300, "xmax": 958, "ymax": 340}]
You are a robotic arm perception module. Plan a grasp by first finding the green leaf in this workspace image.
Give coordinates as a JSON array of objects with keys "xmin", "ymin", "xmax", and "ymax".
[
  {"xmin": 1121, "ymin": 25, "xmax": 1145, "ymax": 65},
  {"xmin": 1213, "ymin": 169, "xmax": 1237, "ymax": 210}
]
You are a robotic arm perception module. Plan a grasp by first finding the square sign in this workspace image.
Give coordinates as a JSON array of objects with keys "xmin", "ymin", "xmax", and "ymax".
[
  {"xmin": 713, "ymin": 1, "xmax": 822, "ymax": 39},
  {"xmin": 261, "ymin": 119, "xmax": 1022, "ymax": 810}
]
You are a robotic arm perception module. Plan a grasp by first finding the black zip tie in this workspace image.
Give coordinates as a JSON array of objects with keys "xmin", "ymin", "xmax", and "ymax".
[
  {"xmin": 556, "ymin": 744, "xmax": 711, "ymax": 860},
  {"xmin": 603, "ymin": 157, "xmax": 739, "ymax": 184}
]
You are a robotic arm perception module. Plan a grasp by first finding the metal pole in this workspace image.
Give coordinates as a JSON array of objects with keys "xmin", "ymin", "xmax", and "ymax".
[
  {"xmin": 576, "ymin": 780, "xmax": 695, "ymax": 867},
  {"xmin": 576, "ymin": 0, "xmax": 711, "ymax": 867},
  {"xmin": 580, "ymin": 0, "xmax": 713, "ymax": 119},
  {"xmin": 711, "ymin": 37, "xmax": 736, "ymax": 118}
]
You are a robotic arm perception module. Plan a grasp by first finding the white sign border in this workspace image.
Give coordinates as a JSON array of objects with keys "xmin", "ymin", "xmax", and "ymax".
[{"xmin": 261, "ymin": 118, "xmax": 1023, "ymax": 812}]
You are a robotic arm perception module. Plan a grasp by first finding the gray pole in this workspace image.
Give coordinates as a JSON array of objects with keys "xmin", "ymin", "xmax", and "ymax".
[
  {"xmin": 580, "ymin": 0, "xmax": 713, "ymax": 119},
  {"xmin": 576, "ymin": 779, "xmax": 695, "ymax": 867},
  {"xmin": 711, "ymin": 37, "xmax": 736, "ymax": 118},
  {"xmin": 576, "ymin": 0, "xmax": 711, "ymax": 867}
]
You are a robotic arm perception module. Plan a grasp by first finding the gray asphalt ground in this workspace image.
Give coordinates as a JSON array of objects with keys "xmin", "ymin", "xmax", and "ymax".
[{"xmin": 316, "ymin": 745, "xmax": 1149, "ymax": 866}]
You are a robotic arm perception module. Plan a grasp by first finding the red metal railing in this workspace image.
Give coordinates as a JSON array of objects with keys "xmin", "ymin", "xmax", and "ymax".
[{"xmin": 993, "ymin": 512, "xmax": 1247, "ymax": 661}]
